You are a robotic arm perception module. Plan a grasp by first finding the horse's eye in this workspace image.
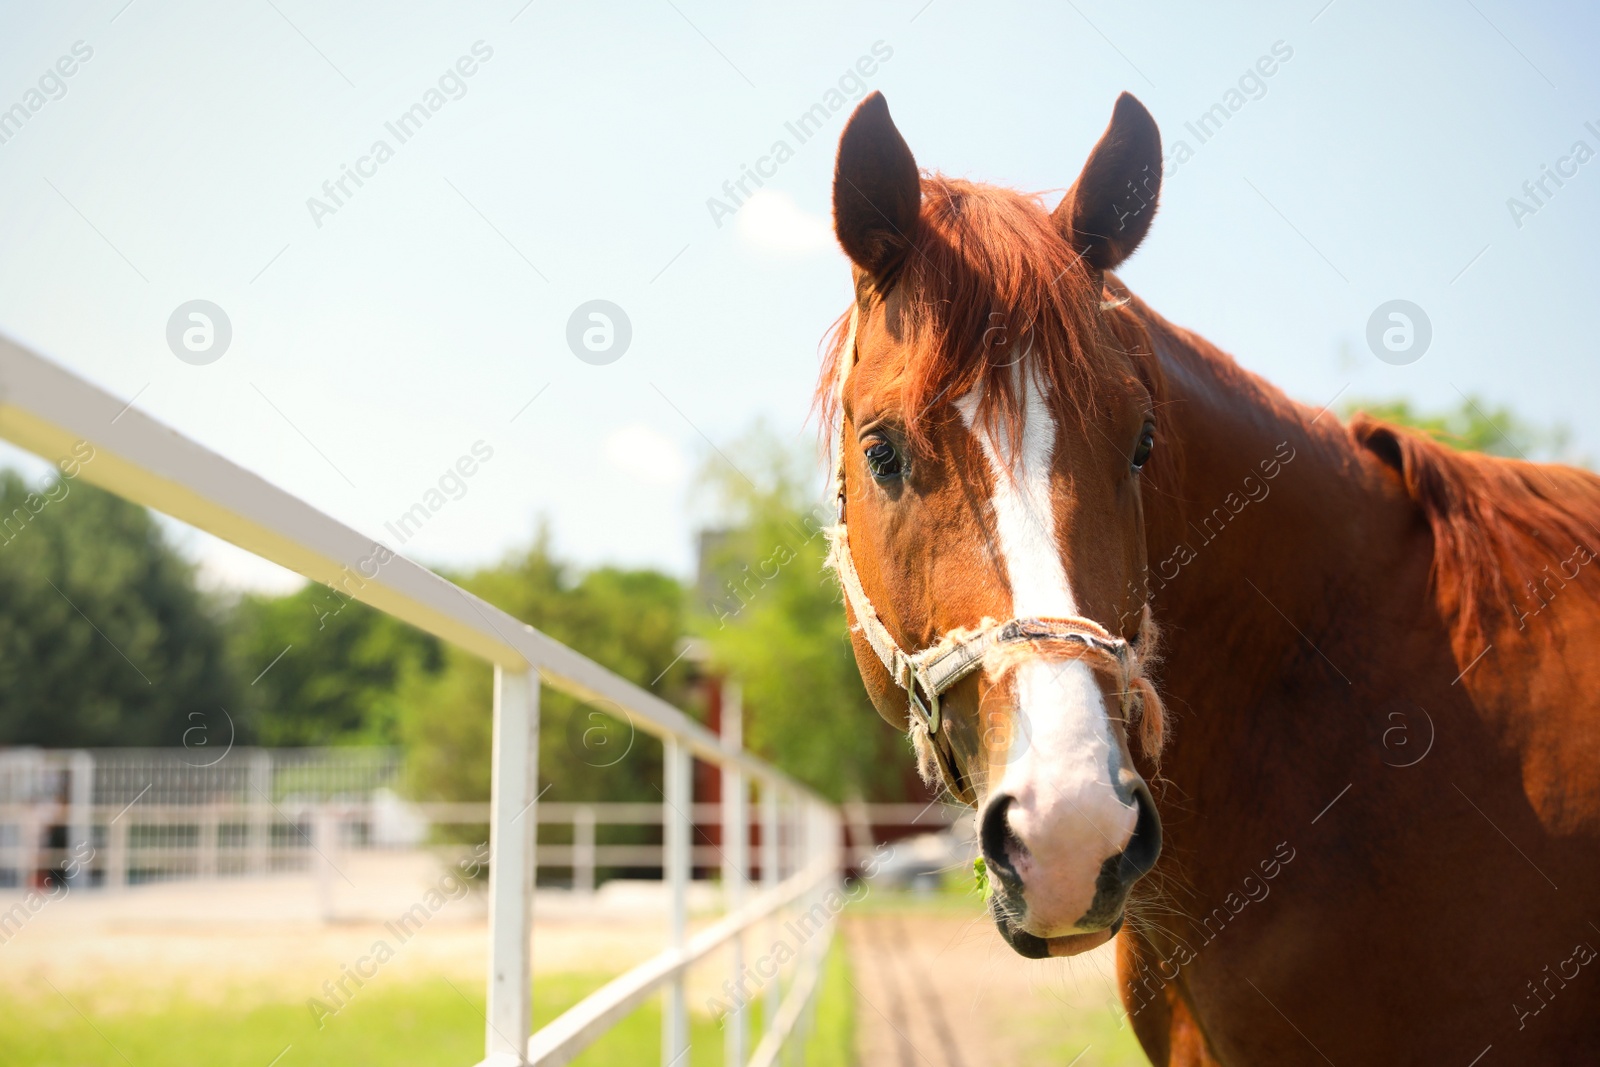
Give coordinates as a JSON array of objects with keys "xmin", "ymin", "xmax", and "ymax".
[
  {"xmin": 865, "ymin": 439, "xmax": 904, "ymax": 481},
  {"xmin": 1132, "ymin": 424, "xmax": 1156, "ymax": 471}
]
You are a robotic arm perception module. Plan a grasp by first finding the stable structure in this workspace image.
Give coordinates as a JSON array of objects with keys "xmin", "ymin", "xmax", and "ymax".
[{"xmin": 0, "ymin": 335, "xmax": 843, "ymax": 1067}]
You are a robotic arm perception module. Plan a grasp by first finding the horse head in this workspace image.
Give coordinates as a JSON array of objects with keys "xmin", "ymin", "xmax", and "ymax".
[{"xmin": 825, "ymin": 90, "xmax": 1168, "ymax": 958}]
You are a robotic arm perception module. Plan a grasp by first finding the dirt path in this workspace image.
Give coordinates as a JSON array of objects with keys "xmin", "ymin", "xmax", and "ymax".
[{"xmin": 843, "ymin": 908, "xmax": 1144, "ymax": 1066}]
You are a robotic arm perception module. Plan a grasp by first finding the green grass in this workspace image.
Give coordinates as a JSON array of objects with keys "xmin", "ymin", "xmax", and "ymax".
[
  {"xmin": 1, "ymin": 976, "xmax": 485, "ymax": 1067},
  {"xmin": 845, "ymin": 877, "xmax": 989, "ymax": 917},
  {"xmin": 0, "ymin": 948, "xmax": 856, "ymax": 1066},
  {"xmin": 1029, "ymin": 1002, "xmax": 1150, "ymax": 1067},
  {"xmin": 806, "ymin": 941, "xmax": 855, "ymax": 1065},
  {"xmin": 531, "ymin": 973, "xmax": 731, "ymax": 1067}
]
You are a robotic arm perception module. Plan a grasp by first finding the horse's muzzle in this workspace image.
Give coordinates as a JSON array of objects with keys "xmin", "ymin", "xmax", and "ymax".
[{"xmin": 982, "ymin": 781, "xmax": 1161, "ymax": 958}]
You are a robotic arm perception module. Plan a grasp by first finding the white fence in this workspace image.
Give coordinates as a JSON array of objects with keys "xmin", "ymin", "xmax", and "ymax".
[
  {"xmin": 0, "ymin": 746, "xmax": 413, "ymax": 887},
  {"xmin": 0, "ymin": 335, "xmax": 844, "ymax": 1067},
  {"xmin": 0, "ymin": 744, "xmax": 967, "ymax": 891},
  {"xmin": 0, "ymin": 799, "xmax": 813, "ymax": 889}
]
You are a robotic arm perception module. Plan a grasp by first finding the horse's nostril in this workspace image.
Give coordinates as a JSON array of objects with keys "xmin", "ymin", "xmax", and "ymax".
[
  {"xmin": 1117, "ymin": 781, "xmax": 1162, "ymax": 884},
  {"xmin": 980, "ymin": 793, "xmax": 1027, "ymax": 886}
]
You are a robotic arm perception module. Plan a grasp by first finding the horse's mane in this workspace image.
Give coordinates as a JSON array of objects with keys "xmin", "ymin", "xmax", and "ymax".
[
  {"xmin": 815, "ymin": 175, "xmax": 1164, "ymax": 453},
  {"xmin": 1349, "ymin": 415, "xmax": 1600, "ymax": 641}
]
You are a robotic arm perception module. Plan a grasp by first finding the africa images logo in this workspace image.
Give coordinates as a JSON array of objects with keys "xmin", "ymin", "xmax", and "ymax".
[
  {"xmin": 166, "ymin": 300, "xmax": 233, "ymax": 365},
  {"xmin": 1365, "ymin": 300, "xmax": 1431, "ymax": 366}
]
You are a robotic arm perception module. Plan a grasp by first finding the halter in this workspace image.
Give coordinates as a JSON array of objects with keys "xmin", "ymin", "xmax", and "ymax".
[{"xmin": 824, "ymin": 304, "xmax": 1163, "ymax": 802}]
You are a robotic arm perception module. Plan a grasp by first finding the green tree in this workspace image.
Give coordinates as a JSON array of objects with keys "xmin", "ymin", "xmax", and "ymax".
[
  {"xmin": 0, "ymin": 470, "xmax": 239, "ymax": 747},
  {"xmin": 693, "ymin": 429, "xmax": 913, "ymax": 803},
  {"xmin": 1346, "ymin": 396, "xmax": 1579, "ymax": 462},
  {"xmin": 230, "ymin": 586, "xmax": 444, "ymax": 746},
  {"xmin": 398, "ymin": 644, "xmax": 493, "ymax": 804},
  {"xmin": 397, "ymin": 528, "xmax": 692, "ymax": 805}
]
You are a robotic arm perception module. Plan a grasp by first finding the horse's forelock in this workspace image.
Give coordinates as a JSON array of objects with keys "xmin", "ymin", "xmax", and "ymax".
[{"xmin": 816, "ymin": 175, "xmax": 1162, "ymax": 456}]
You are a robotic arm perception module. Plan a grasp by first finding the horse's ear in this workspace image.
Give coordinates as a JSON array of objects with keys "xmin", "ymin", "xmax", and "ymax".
[
  {"xmin": 1053, "ymin": 92, "xmax": 1162, "ymax": 272},
  {"xmin": 833, "ymin": 91, "xmax": 921, "ymax": 282}
]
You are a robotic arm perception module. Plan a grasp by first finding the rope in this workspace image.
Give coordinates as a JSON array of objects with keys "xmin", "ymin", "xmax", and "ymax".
[{"xmin": 979, "ymin": 608, "xmax": 1166, "ymax": 760}]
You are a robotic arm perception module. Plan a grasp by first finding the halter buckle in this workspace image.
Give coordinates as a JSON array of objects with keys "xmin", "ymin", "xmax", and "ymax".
[{"xmin": 906, "ymin": 662, "xmax": 941, "ymax": 735}]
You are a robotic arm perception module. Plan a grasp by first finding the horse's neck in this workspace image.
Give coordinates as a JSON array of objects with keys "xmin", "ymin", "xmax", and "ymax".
[{"xmin": 1135, "ymin": 308, "xmax": 1424, "ymax": 753}]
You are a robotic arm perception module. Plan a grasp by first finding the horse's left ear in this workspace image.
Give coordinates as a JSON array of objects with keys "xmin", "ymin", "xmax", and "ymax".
[{"xmin": 1053, "ymin": 92, "xmax": 1162, "ymax": 272}]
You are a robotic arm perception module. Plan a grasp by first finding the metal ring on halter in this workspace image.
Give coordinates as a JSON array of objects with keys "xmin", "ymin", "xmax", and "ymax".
[
  {"xmin": 931, "ymin": 729, "xmax": 973, "ymax": 806},
  {"xmin": 906, "ymin": 661, "xmax": 941, "ymax": 735}
]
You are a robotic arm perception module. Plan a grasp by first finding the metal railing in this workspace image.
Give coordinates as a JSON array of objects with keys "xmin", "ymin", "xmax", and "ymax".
[{"xmin": 0, "ymin": 335, "xmax": 844, "ymax": 1067}]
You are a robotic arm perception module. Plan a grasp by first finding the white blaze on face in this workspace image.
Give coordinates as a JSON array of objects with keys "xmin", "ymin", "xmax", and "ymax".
[{"xmin": 957, "ymin": 375, "xmax": 1137, "ymax": 934}]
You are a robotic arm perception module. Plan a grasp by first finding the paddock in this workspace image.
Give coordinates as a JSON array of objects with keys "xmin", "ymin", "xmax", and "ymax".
[{"xmin": 0, "ymin": 336, "xmax": 843, "ymax": 1066}]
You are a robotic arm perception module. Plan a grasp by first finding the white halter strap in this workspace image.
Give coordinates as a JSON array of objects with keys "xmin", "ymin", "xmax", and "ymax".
[{"xmin": 825, "ymin": 305, "xmax": 1144, "ymax": 746}]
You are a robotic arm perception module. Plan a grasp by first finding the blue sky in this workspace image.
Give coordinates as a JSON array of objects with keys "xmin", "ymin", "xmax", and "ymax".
[{"xmin": 1, "ymin": 0, "xmax": 1596, "ymax": 592}]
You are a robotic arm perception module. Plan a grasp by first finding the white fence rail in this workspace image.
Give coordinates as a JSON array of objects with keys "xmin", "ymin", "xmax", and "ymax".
[{"xmin": 0, "ymin": 335, "xmax": 844, "ymax": 1066}]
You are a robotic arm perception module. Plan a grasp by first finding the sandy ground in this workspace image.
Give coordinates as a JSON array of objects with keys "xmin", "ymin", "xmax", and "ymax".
[
  {"xmin": 844, "ymin": 909, "xmax": 1131, "ymax": 1067},
  {"xmin": 0, "ymin": 851, "xmax": 731, "ymax": 1013}
]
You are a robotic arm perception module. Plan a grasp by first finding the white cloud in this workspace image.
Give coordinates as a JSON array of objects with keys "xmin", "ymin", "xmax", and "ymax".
[
  {"xmin": 603, "ymin": 424, "xmax": 689, "ymax": 487},
  {"xmin": 735, "ymin": 189, "xmax": 835, "ymax": 255}
]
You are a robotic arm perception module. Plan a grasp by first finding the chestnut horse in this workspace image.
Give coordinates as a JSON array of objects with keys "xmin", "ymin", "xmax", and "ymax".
[{"xmin": 824, "ymin": 91, "xmax": 1600, "ymax": 1063}]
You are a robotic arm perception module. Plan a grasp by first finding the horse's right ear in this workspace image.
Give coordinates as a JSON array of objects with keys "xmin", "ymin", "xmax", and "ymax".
[{"xmin": 833, "ymin": 92, "xmax": 920, "ymax": 282}]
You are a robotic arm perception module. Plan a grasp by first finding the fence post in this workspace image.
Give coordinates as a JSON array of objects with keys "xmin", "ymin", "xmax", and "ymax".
[
  {"xmin": 199, "ymin": 803, "xmax": 220, "ymax": 880},
  {"xmin": 722, "ymin": 682, "xmax": 748, "ymax": 1067},
  {"xmin": 67, "ymin": 750, "xmax": 93, "ymax": 890},
  {"xmin": 107, "ymin": 814, "xmax": 127, "ymax": 890},
  {"xmin": 486, "ymin": 666, "xmax": 540, "ymax": 1066},
  {"xmin": 662, "ymin": 737, "xmax": 690, "ymax": 1067},
  {"xmin": 761, "ymin": 784, "xmax": 779, "ymax": 1040},
  {"xmin": 844, "ymin": 798, "xmax": 873, "ymax": 872},
  {"xmin": 313, "ymin": 805, "xmax": 337, "ymax": 921},
  {"xmin": 573, "ymin": 805, "xmax": 595, "ymax": 896},
  {"xmin": 793, "ymin": 804, "xmax": 811, "ymax": 1067},
  {"xmin": 249, "ymin": 750, "xmax": 272, "ymax": 875},
  {"xmin": 19, "ymin": 806, "xmax": 39, "ymax": 891}
]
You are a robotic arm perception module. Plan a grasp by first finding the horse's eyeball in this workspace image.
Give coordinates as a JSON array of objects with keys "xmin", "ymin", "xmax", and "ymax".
[
  {"xmin": 1132, "ymin": 424, "xmax": 1156, "ymax": 471},
  {"xmin": 865, "ymin": 440, "xmax": 904, "ymax": 481}
]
